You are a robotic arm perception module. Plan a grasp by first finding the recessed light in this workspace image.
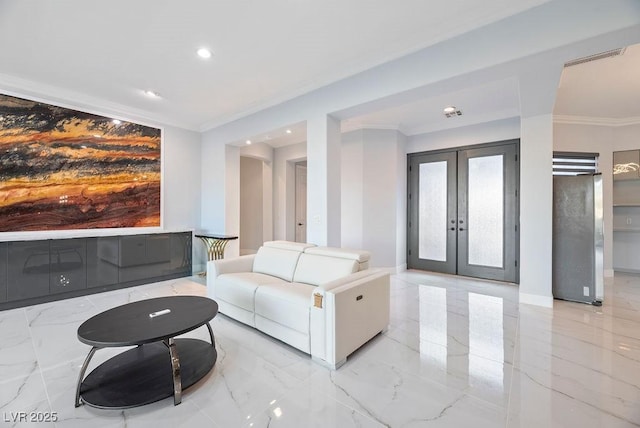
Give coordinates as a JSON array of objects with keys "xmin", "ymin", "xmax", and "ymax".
[
  {"xmin": 144, "ymin": 90, "xmax": 161, "ymax": 98},
  {"xmin": 245, "ymin": 140, "xmax": 252, "ymax": 145},
  {"xmin": 112, "ymin": 119, "xmax": 121, "ymax": 125},
  {"xmin": 197, "ymin": 48, "xmax": 212, "ymax": 59},
  {"xmin": 285, "ymin": 129, "xmax": 292, "ymax": 134},
  {"xmin": 443, "ymin": 106, "xmax": 456, "ymax": 114}
]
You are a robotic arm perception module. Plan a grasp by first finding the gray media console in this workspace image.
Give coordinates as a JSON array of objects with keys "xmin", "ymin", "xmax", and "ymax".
[{"xmin": 0, "ymin": 232, "xmax": 192, "ymax": 310}]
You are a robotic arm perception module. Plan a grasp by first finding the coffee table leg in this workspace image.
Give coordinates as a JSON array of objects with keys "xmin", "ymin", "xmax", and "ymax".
[
  {"xmin": 75, "ymin": 347, "xmax": 98, "ymax": 407},
  {"xmin": 206, "ymin": 322, "xmax": 215, "ymax": 346},
  {"xmin": 164, "ymin": 338, "xmax": 182, "ymax": 405}
]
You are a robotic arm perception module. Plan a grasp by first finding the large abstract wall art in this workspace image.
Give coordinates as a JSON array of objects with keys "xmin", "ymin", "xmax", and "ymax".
[{"xmin": 0, "ymin": 94, "xmax": 161, "ymax": 232}]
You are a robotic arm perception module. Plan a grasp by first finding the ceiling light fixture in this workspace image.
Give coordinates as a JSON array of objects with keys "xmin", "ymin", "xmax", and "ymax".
[
  {"xmin": 144, "ymin": 90, "xmax": 161, "ymax": 98},
  {"xmin": 285, "ymin": 129, "xmax": 292, "ymax": 134},
  {"xmin": 245, "ymin": 140, "xmax": 252, "ymax": 145},
  {"xmin": 443, "ymin": 106, "xmax": 462, "ymax": 118},
  {"xmin": 196, "ymin": 48, "xmax": 212, "ymax": 59}
]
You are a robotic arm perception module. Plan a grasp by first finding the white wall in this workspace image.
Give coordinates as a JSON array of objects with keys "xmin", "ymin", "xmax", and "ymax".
[
  {"xmin": 553, "ymin": 123, "xmax": 615, "ymax": 276},
  {"xmin": 341, "ymin": 129, "xmax": 406, "ymax": 269},
  {"xmin": 341, "ymin": 131, "xmax": 364, "ymax": 249},
  {"xmin": 407, "ymin": 117, "xmax": 521, "ymax": 153},
  {"xmin": 161, "ymin": 126, "xmax": 204, "ymax": 271},
  {"xmin": 614, "ymin": 124, "xmax": 640, "ymax": 151},
  {"xmin": 163, "ymin": 126, "xmax": 202, "ymax": 230},
  {"xmin": 239, "ymin": 157, "xmax": 264, "ymax": 253},
  {"xmin": 241, "ymin": 142, "xmax": 274, "ymax": 244}
]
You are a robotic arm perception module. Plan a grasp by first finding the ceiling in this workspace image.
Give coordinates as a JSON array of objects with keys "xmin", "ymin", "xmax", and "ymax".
[
  {"xmin": 248, "ymin": 42, "xmax": 640, "ymax": 148},
  {"xmin": 554, "ymin": 43, "xmax": 640, "ymax": 122},
  {"xmin": 0, "ymin": 0, "xmax": 551, "ymax": 132}
]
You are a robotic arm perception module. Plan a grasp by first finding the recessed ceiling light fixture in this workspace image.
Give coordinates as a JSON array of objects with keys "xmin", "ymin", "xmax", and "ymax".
[
  {"xmin": 197, "ymin": 48, "xmax": 212, "ymax": 59},
  {"xmin": 285, "ymin": 129, "xmax": 292, "ymax": 134},
  {"xmin": 144, "ymin": 90, "xmax": 161, "ymax": 98},
  {"xmin": 443, "ymin": 106, "xmax": 462, "ymax": 118},
  {"xmin": 245, "ymin": 140, "xmax": 252, "ymax": 145}
]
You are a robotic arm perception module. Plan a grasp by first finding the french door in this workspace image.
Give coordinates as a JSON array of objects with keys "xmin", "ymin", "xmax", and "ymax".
[{"xmin": 407, "ymin": 141, "xmax": 519, "ymax": 283}]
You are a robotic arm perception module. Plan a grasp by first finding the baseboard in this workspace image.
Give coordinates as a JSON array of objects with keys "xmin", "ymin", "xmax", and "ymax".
[
  {"xmin": 519, "ymin": 292, "xmax": 554, "ymax": 308},
  {"xmin": 379, "ymin": 264, "xmax": 407, "ymax": 274}
]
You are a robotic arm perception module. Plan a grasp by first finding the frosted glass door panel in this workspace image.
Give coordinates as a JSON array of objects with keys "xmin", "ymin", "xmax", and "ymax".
[
  {"xmin": 419, "ymin": 162, "xmax": 448, "ymax": 261},
  {"xmin": 467, "ymin": 155, "xmax": 504, "ymax": 268}
]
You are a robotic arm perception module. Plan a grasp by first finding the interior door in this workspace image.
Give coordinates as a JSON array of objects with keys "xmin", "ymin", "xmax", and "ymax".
[
  {"xmin": 295, "ymin": 163, "xmax": 307, "ymax": 243},
  {"xmin": 407, "ymin": 141, "xmax": 519, "ymax": 283}
]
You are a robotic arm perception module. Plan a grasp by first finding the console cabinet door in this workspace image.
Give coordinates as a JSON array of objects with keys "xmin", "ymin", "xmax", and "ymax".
[
  {"xmin": 49, "ymin": 239, "xmax": 87, "ymax": 294},
  {"xmin": 87, "ymin": 237, "xmax": 119, "ymax": 288},
  {"xmin": 7, "ymin": 241, "xmax": 50, "ymax": 301},
  {"xmin": 0, "ymin": 243, "xmax": 7, "ymax": 303}
]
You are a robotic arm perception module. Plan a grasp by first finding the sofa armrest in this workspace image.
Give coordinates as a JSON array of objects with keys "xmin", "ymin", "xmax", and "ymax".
[
  {"xmin": 207, "ymin": 254, "xmax": 255, "ymax": 278},
  {"xmin": 310, "ymin": 270, "xmax": 390, "ymax": 368},
  {"xmin": 317, "ymin": 269, "xmax": 381, "ymax": 292},
  {"xmin": 206, "ymin": 255, "xmax": 255, "ymax": 300}
]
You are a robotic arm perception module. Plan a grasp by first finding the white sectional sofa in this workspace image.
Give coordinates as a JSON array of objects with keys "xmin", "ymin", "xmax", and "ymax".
[{"xmin": 207, "ymin": 241, "xmax": 390, "ymax": 368}]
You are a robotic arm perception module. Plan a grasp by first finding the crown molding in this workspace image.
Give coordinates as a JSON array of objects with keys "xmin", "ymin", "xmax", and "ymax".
[{"xmin": 554, "ymin": 115, "xmax": 640, "ymax": 127}]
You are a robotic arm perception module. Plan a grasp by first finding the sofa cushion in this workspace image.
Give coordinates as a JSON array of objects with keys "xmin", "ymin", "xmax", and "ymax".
[
  {"xmin": 253, "ymin": 246, "xmax": 303, "ymax": 282},
  {"xmin": 292, "ymin": 253, "xmax": 358, "ymax": 286},
  {"xmin": 254, "ymin": 282, "xmax": 316, "ymax": 335},
  {"xmin": 216, "ymin": 272, "xmax": 288, "ymax": 312}
]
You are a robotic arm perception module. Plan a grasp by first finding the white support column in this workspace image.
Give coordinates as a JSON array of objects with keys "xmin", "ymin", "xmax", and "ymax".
[
  {"xmin": 519, "ymin": 114, "xmax": 554, "ymax": 307},
  {"xmin": 306, "ymin": 114, "xmax": 341, "ymax": 246},
  {"xmin": 517, "ymin": 65, "xmax": 562, "ymax": 307},
  {"xmin": 200, "ymin": 137, "xmax": 240, "ymax": 258}
]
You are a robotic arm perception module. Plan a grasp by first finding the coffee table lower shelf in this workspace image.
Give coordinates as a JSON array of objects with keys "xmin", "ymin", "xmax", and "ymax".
[{"xmin": 79, "ymin": 338, "xmax": 216, "ymax": 409}]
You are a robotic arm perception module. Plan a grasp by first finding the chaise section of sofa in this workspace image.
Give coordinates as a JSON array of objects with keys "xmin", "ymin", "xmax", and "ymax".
[{"xmin": 207, "ymin": 240, "xmax": 390, "ymax": 368}]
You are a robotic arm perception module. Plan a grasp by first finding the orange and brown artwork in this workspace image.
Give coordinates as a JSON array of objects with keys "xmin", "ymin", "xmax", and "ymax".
[{"xmin": 0, "ymin": 94, "xmax": 161, "ymax": 232}]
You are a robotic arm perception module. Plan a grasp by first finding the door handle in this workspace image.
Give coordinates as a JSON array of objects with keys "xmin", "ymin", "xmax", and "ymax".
[
  {"xmin": 459, "ymin": 227, "xmax": 465, "ymax": 231},
  {"xmin": 450, "ymin": 227, "xmax": 456, "ymax": 231}
]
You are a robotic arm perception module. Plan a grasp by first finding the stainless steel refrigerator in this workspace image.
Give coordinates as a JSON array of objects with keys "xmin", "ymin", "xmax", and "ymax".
[{"xmin": 552, "ymin": 173, "xmax": 604, "ymax": 305}]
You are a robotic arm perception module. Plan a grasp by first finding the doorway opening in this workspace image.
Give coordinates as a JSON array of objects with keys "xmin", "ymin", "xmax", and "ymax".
[{"xmin": 294, "ymin": 161, "xmax": 307, "ymax": 243}]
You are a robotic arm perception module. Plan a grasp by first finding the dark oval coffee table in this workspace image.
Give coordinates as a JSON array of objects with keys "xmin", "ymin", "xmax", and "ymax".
[{"xmin": 75, "ymin": 296, "xmax": 218, "ymax": 409}]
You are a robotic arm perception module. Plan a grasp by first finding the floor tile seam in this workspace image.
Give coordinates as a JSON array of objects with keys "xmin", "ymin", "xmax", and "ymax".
[
  {"xmin": 320, "ymin": 388, "xmax": 390, "ymax": 428},
  {"xmin": 512, "ymin": 366, "xmax": 640, "ymax": 426},
  {"xmin": 351, "ymin": 349, "xmax": 507, "ymax": 413},
  {"xmin": 504, "ymin": 308, "xmax": 520, "ymax": 428},
  {"xmin": 511, "ymin": 351, "xmax": 640, "ymax": 392},
  {"xmin": 379, "ymin": 355, "xmax": 511, "ymax": 412},
  {"xmin": 384, "ymin": 329, "xmax": 515, "ymax": 367},
  {"xmin": 321, "ymin": 371, "xmax": 391, "ymax": 427},
  {"xmin": 23, "ymin": 305, "xmax": 47, "ymax": 389},
  {"xmin": 187, "ymin": 399, "xmax": 223, "ymax": 427},
  {"xmin": 514, "ymin": 330, "xmax": 640, "ymax": 365}
]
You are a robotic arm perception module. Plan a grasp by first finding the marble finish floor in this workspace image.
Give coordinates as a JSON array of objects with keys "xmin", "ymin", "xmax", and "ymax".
[{"xmin": 2, "ymin": 271, "xmax": 640, "ymax": 427}]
